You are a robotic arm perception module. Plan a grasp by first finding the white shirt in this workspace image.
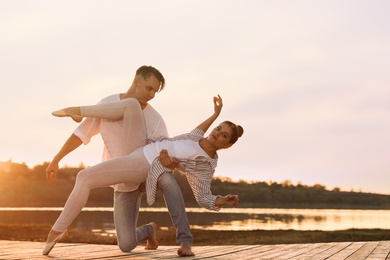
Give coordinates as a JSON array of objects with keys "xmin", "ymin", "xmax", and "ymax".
[
  {"xmin": 143, "ymin": 139, "xmax": 209, "ymax": 164},
  {"xmin": 146, "ymin": 128, "xmax": 221, "ymax": 211},
  {"xmin": 73, "ymin": 93, "xmax": 168, "ymax": 192}
]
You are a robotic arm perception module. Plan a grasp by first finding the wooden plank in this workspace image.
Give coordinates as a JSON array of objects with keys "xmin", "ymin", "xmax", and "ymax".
[
  {"xmin": 190, "ymin": 245, "xmax": 258, "ymax": 259},
  {"xmin": 300, "ymin": 242, "xmax": 352, "ymax": 259},
  {"xmin": 191, "ymin": 245, "xmax": 236, "ymax": 258},
  {"xmin": 50, "ymin": 244, "xmax": 128, "ymax": 259},
  {"xmin": 246, "ymin": 243, "xmax": 299, "ymax": 258},
  {"xmin": 365, "ymin": 241, "xmax": 390, "ymax": 260},
  {"xmin": 279, "ymin": 243, "xmax": 330, "ymax": 259},
  {"xmin": 105, "ymin": 246, "xmax": 178, "ymax": 260},
  {"xmin": 265, "ymin": 243, "xmax": 316, "ymax": 259},
  {"xmin": 233, "ymin": 244, "xmax": 281, "ymax": 260},
  {"xmin": 291, "ymin": 242, "xmax": 341, "ymax": 259},
  {"xmin": 326, "ymin": 242, "xmax": 366, "ymax": 260},
  {"xmin": 2, "ymin": 240, "xmax": 390, "ymax": 259},
  {"xmin": 345, "ymin": 241, "xmax": 380, "ymax": 260}
]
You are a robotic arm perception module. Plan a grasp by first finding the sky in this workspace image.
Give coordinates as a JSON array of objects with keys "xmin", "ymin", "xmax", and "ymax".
[{"xmin": 1, "ymin": 1, "xmax": 389, "ymax": 194}]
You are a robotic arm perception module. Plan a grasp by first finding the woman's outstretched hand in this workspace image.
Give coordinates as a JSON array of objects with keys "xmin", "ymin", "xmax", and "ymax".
[
  {"xmin": 213, "ymin": 95, "xmax": 223, "ymax": 115},
  {"xmin": 158, "ymin": 149, "xmax": 179, "ymax": 170},
  {"xmin": 195, "ymin": 94, "xmax": 223, "ymax": 133},
  {"xmin": 216, "ymin": 194, "xmax": 239, "ymax": 208},
  {"xmin": 225, "ymin": 194, "xmax": 239, "ymax": 207}
]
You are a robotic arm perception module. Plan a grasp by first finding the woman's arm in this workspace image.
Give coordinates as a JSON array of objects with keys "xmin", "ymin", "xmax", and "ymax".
[{"xmin": 196, "ymin": 95, "xmax": 223, "ymax": 133}]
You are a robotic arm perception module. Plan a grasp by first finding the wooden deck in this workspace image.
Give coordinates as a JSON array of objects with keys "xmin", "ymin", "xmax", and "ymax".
[{"xmin": 1, "ymin": 240, "xmax": 390, "ymax": 259}]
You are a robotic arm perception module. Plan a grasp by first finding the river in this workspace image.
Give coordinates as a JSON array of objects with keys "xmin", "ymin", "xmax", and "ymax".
[{"xmin": 1, "ymin": 207, "xmax": 390, "ymax": 235}]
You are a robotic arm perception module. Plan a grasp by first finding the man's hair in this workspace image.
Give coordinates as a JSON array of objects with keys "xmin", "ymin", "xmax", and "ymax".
[{"xmin": 136, "ymin": 65, "xmax": 165, "ymax": 91}]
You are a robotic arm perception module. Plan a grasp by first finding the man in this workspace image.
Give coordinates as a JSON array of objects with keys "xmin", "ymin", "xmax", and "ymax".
[{"xmin": 46, "ymin": 66, "xmax": 194, "ymax": 256}]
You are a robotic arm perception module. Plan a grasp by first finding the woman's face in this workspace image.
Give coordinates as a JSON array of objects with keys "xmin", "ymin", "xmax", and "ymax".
[{"xmin": 207, "ymin": 123, "xmax": 233, "ymax": 149}]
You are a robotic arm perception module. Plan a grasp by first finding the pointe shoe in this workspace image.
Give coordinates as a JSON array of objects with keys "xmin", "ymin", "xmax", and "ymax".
[
  {"xmin": 42, "ymin": 230, "xmax": 66, "ymax": 255},
  {"xmin": 52, "ymin": 109, "xmax": 82, "ymax": 123}
]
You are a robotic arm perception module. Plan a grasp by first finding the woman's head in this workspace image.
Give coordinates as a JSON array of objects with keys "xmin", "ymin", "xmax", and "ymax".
[
  {"xmin": 208, "ymin": 121, "xmax": 244, "ymax": 150},
  {"xmin": 222, "ymin": 121, "xmax": 244, "ymax": 145}
]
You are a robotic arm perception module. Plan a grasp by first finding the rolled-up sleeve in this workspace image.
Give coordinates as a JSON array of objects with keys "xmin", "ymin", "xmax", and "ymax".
[{"xmin": 73, "ymin": 117, "xmax": 101, "ymax": 145}]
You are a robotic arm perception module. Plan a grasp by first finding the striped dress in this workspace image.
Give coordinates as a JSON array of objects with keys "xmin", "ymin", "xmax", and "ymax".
[{"xmin": 146, "ymin": 128, "xmax": 221, "ymax": 211}]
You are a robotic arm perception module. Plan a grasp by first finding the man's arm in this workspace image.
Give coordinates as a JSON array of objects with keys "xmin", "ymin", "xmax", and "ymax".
[
  {"xmin": 158, "ymin": 149, "xmax": 181, "ymax": 171},
  {"xmin": 45, "ymin": 134, "xmax": 83, "ymax": 184}
]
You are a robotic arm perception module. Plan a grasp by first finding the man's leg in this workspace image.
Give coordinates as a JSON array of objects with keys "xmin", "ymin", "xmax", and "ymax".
[
  {"xmin": 157, "ymin": 172, "xmax": 194, "ymax": 256},
  {"xmin": 114, "ymin": 189, "xmax": 157, "ymax": 252}
]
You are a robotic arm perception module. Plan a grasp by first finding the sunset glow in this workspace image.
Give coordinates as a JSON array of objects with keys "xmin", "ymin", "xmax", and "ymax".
[{"xmin": 1, "ymin": 1, "xmax": 389, "ymax": 194}]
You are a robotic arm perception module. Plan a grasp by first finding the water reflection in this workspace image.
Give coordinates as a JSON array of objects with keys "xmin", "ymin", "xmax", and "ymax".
[{"xmin": 1, "ymin": 208, "xmax": 390, "ymax": 235}]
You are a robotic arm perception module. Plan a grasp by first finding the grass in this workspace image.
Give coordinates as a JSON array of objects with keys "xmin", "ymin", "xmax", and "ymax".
[{"xmin": 2, "ymin": 224, "xmax": 390, "ymax": 246}]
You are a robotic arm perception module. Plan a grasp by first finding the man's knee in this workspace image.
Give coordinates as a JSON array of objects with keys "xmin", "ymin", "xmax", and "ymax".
[{"xmin": 117, "ymin": 241, "xmax": 137, "ymax": 253}]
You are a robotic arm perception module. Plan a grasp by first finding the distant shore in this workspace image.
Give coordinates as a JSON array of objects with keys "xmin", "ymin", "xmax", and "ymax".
[{"xmin": 2, "ymin": 224, "xmax": 390, "ymax": 246}]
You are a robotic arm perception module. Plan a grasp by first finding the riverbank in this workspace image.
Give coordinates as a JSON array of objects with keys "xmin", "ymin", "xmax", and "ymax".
[{"xmin": 2, "ymin": 224, "xmax": 390, "ymax": 246}]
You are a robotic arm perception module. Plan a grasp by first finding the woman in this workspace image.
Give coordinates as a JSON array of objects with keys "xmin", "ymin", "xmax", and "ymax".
[{"xmin": 43, "ymin": 95, "xmax": 243, "ymax": 255}]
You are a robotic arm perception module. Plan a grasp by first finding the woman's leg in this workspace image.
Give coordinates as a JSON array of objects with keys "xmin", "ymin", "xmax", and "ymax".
[
  {"xmin": 46, "ymin": 99, "xmax": 150, "ymax": 254},
  {"xmin": 80, "ymin": 98, "xmax": 156, "ymax": 251},
  {"xmin": 80, "ymin": 98, "xmax": 140, "ymax": 120},
  {"xmin": 82, "ymin": 99, "xmax": 147, "ymax": 155},
  {"xmin": 85, "ymin": 98, "xmax": 147, "ymax": 153},
  {"xmin": 51, "ymin": 148, "xmax": 149, "ymax": 233},
  {"xmin": 53, "ymin": 98, "xmax": 145, "ymax": 134}
]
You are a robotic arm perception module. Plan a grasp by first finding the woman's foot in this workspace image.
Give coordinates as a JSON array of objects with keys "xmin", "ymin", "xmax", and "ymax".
[
  {"xmin": 178, "ymin": 242, "xmax": 195, "ymax": 257},
  {"xmin": 52, "ymin": 107, "xmax": 83, "ymax": 123},
  {"xmin": 145, "ymin": 222, "xmax": 159, "ymax": 250},
  {"xmin": 42, "ymin": 229, "xmax": 67, "ymax": 255}
]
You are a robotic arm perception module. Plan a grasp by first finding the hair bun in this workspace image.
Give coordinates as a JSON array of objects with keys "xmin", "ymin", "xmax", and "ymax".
[{"xmin": 237, "ymin": 125, "xmax": 244, "ymax": 138}]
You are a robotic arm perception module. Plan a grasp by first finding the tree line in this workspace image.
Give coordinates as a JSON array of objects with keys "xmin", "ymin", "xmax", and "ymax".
[{"xmin": 1, "ymin": 160, "xmax": 390, "ymax": 209}]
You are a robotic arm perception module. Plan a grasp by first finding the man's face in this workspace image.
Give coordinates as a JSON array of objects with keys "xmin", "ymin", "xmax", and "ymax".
[{"xmin": 134, "ymin": 75, "xmax": 161, "ymax": 106}]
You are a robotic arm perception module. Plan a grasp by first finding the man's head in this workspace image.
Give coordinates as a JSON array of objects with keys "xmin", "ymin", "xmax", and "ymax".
[
  {"xmin": 129, "ymin": 65, "xmax": 166, "ymax": 108},
  {"xmin": 135, "ymin": 65, "xmax": 165, "ymax": 92}
]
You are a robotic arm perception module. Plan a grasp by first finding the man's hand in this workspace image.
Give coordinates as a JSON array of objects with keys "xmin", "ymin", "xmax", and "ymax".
[
  {"xmin": 45, "ymin": 161, "xmax": 59, "ymax": 184},
  {"xmin": 158, "ymin": 149, "xmax": 179, "ymax": 170}
]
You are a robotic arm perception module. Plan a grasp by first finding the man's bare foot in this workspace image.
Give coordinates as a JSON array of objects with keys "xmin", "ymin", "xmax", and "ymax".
[
  {"xmin": 178, "ymin": 242, "xmax": 195, "ymax": 257},
  {"xmin": 145, "ymin": 222, "xmax": 159, "ymax": 250}
]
